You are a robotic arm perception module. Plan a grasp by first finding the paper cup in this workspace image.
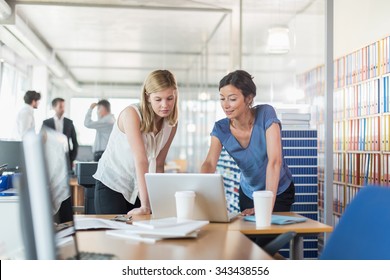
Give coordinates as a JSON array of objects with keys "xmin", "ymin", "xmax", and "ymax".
[
  {"xmin": 253, "ymin": 191, "xmax": 273, "ymax": 227},
  {"xmin": 175, "ymin": 191, "xmax": 196, "ymax": 220}
]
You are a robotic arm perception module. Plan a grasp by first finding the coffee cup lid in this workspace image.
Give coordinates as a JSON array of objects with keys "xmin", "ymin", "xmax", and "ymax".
[
  {"xmin": 175, "ymin": 191, "xmax": 196, "ymax": 197},
  {"xmin": 252, "ymin": 190, "xmax": 273, "ymax": 197}
]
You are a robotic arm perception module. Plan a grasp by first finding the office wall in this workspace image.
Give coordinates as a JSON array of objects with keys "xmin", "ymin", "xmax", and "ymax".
[{"xmin": 335, "ymin": 0, "xmax": 390, "ymax": 58}]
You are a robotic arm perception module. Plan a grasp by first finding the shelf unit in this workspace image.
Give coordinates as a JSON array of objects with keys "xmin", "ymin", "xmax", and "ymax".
[
  {"xmin": 333, "ymin": 36, "xmax": 390, "ymax": 215},
  {"xmin": 298, "ymin": 35, "xmax": 390, "ymax": 250},
  {"xmin": 216, "ymin": 129, "xmax": 318, "ymax": 259}
]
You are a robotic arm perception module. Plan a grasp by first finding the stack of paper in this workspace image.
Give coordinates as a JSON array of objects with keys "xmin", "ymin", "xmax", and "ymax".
[
  {"xmin": 106, "ymin": 217, "xmax": 209, "ymax": 243},
  {"xmin": 280, "ymin": 113, "xmax": 311, "ymax": 130},
  {"xmin": 74, "ymin": 217, "xmax": 135, "ymax": 230}
]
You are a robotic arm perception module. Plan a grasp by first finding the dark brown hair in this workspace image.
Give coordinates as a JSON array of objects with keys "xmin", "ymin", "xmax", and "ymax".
[
  {"xmin": 51, "ymin": 97, "xmax": 65, "ymax": 107},
  {"xmin": 219, "ymin": 70, "xmax": 256, "ymax": 98},
  {"xmin": 97, "ymin": 99, "xmax": 111, "ymax": 112},
  {"xmin": 24, "ymin": 90, "xmax": 41, "ymax": 104}
]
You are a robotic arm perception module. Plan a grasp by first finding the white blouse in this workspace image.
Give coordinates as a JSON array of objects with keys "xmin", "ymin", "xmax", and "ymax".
[{"xmin": 93, "ymin": 104, "xmax": 172, "ymax": 204}]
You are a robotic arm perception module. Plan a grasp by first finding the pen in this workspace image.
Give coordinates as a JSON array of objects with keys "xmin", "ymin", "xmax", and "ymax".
[
  {"xmin": 110, "ymin": 215, "xmax": 132, "ymax": 223},
  {"xmin": 0, "ymin": 192, "xmax": 16, "ymax": 196}
]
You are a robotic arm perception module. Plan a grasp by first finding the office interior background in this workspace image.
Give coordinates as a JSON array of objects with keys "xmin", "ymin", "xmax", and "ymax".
[{"xmin": 1, "ymin": 0, "xmax": 390, "ymax": 258}]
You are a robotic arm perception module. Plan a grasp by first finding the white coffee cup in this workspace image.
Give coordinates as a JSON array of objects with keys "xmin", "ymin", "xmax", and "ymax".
[
  {"xmin": 253, "ymin": 190, "xmax": 274, "ymax": 228},
  {"xmin": 175, "ymin": 191, "xmax": 196, "ymax": 220}
]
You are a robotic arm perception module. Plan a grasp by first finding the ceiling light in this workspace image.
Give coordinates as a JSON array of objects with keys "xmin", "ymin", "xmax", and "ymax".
[{"xmin": 266, "ymin": 27, "xmax": 290, "ymax": 54}]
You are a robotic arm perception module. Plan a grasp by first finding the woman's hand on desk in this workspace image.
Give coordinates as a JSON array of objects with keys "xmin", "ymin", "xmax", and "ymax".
[
  {"xmin": 127, "ymin": 206, "xmax": 151, "ymax": 216},
  {"xmin": 241, "ymin": 208, "xmax": 255, "ymax": 216}
]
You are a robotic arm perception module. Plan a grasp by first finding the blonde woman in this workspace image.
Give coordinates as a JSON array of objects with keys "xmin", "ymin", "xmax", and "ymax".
[{"xmin": 93, "ymin": 70, "xmax": 178, "ymax": 215}]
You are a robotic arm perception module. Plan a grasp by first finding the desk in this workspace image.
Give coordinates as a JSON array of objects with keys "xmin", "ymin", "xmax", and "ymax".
[
  {"xmin": 69, "ymin": 177, "xmax": 84, "ymax": 214},
  {"xmin": 0, "ymin": 196, "xmax": 24, "ymax": 259},
  {"xmin": 74, "ymin": 214, "xmax": 271, "ymax": 259},
  {"xmin": 220, "ymin": 212, "xmax": 333, "ymax": 260},
  {"xmin": 77, "ymin": 213, "xmax": 332, "ymax": 260},
  {"xmin": 75, "ymin": 230, "xmax": 272, "ymax": 260}
]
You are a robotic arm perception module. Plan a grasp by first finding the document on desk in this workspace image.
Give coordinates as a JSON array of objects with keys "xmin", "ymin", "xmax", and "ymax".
[
  {"xmin": 106, "ymin": 218, "xmax": 208, "ymax": 243},
  {"xmin": 132, "ymin": 217, "xmax": 196, "ymax": 229},
  {"xmin": 106, "ymin": 231, "xmax": 199, "ymax": 243},
  {"xmin": 74, "ymin": 217, "xmax": 133, "ymax": 230}
]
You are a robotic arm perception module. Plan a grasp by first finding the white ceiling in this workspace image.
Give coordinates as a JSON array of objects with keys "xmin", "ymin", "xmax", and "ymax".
[{"xmin": 6, "ymin": 0, "xmax": 325, "ymax": 102}]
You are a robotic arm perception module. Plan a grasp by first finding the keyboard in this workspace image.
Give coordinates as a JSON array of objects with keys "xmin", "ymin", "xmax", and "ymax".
[{"xmin": 68, "ymin": 251, "xmax": 117, "ymax": 260}]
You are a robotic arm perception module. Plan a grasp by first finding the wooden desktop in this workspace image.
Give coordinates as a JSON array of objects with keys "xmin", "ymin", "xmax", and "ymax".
[{"xmin": 74, "ymin": 213, "xmax": 332, "ymax": 260}]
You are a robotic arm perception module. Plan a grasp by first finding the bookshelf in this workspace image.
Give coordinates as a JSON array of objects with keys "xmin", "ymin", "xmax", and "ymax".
[
  {"xmin": 334, "ymin": 35, "xmax": 390, "ymax": 224},
  {"xmin": 298, "ymin": 36, "xmax": 390, "ymax": 233},
  {"xmin": 216, "ymin": 129, "xmax": 319, "ymax": 259}
]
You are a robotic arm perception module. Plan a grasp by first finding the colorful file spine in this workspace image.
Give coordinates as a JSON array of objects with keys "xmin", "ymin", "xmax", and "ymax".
[{"xmin": 298, "ymin": 35, "xmax": 390, "ymax": 251}]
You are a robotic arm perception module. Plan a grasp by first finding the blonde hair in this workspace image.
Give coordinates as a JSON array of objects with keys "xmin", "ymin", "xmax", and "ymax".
[{"xmin": 140, "ymin": 70, "xmax": 178, "ymax": 133}]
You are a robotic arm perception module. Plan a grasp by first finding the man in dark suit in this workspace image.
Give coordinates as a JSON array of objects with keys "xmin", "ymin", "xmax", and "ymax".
[{"xmin": 43, "ymin": 98, "xmax": 78, "ymax": 169}]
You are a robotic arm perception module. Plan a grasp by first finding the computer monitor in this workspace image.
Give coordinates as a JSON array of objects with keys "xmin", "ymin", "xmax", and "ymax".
[
  {"xmin": 20, "ymin": 127, "xmax": 114, "ymax": 260},
  {"xmin": 75, "ymin": 145, "xmax": 94, "ymax": 162},
  {"xmin": 19, "ymin": 127, "xmax": 79, "ymax": 259},
  {"xmin": 0, "ymin": 140, "xmax": 23, "ymax": 171},
  {"xmin": 19, "ymin": 128, "xmax": 61, "ymax": 259}
]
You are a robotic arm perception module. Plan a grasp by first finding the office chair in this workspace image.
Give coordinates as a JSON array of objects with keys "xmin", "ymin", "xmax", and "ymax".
[
  {"xmin": 263, "ymin": 231, "xmax": 296, "ymax": 258},
  {"xmin": 320, "ymin": 186, "xmax": 390, "ymax": 260}
]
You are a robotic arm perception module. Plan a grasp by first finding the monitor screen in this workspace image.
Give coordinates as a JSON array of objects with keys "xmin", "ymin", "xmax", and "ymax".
[
  {"xmin": 0, "ymin": 140, "xmax": 23, "ymax": 171},
  {"xmin": 75, "ymin": 145, "xmax": 94, "ymax": 162},
  {"xmin": 19, "ymin": 127, "xmax": 78, "ymax": 259}
]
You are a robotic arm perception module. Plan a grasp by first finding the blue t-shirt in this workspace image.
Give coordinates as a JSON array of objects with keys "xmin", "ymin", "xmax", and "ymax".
[{"xmin": 211, "ymin": 104, "xmax": 292, "ymax": 200}]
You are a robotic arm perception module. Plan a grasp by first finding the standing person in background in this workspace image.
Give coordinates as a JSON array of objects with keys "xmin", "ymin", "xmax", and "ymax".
[
  {"xmin": 201, "ymin": 70, "xmax": 295, "ymax": 215},
  {"xmin": 93, "ymin": 70, "xmax": 178, "ymax": 215},
  {"xmin": 84, "ymin": 99, "xmax": 115, "ymax": 161},
  {"xmin": 43, "ymin": 98, "xmax": 79, "ymax": 170},
  {"xmin": 16, "ymin": 90, "xmax": 41, "ymax": 138}
]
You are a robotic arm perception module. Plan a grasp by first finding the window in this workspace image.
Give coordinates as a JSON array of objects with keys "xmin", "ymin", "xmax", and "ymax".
[{"xmin": 0, "ymin": 62, "xmax": 29, "ymax": 140}]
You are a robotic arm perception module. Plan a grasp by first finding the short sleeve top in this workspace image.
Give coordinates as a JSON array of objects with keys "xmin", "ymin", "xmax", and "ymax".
[
  {"xmin": 93, "ymin": 104, "xmax": 172, "ymax": 204},
  {"xmin": 211, "ymin": 104, "xmax": 292, "ymax": 199}
]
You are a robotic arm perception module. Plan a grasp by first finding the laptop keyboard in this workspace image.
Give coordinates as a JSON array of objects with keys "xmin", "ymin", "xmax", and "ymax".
[{"xmin": 68, "ymin": 251, "xmax": 117, "ymax": 260}]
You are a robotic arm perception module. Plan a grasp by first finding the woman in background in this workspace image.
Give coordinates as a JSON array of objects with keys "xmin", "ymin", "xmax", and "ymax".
[
  {"xmin": 94, "ymin": 70, "xmax": 178, "ymax": 215},
  {"xmin": 201, "ymin": 70, "xmax": 295, "ymax": 215}
]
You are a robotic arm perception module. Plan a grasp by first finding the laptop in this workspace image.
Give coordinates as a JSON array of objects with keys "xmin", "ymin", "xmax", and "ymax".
[
  {"xmin": 145, "ymin": 173, "xmax": 239, "ymax": 223},
  {"xmin": 19, "ymin": 127, "xmax": 116, "ymax": 260}
]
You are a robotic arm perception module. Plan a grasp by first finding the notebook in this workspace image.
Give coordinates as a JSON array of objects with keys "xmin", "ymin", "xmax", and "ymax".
[
  {"xmin": 244, "ymin": 214, "xmax": 308, "ymax": 225},
  {"xmin": 107, "ymin": 218, "xmax": 208, "ymax": 243}
]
